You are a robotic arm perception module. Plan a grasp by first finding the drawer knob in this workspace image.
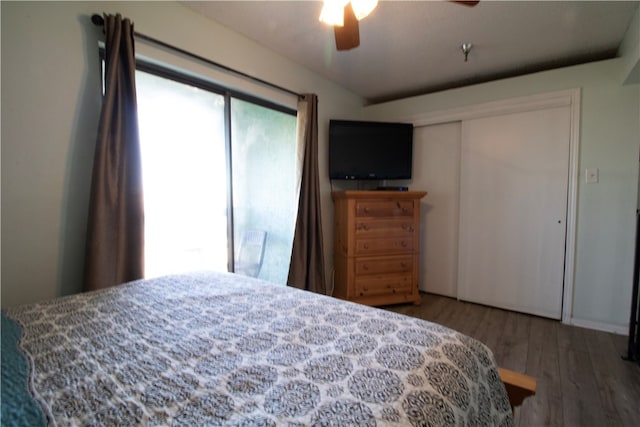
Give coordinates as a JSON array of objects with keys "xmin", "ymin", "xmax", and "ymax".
[
  {"xmin": 396, "ymin": 202, "xmax": 407, "ymax": 213},
  {"xmin": 362, "ymin": 264, "xmax": 369, "ymax": 271},
  {"xmin": 401, "ymin": 241, "xmax": 407, "ymax": 247}
]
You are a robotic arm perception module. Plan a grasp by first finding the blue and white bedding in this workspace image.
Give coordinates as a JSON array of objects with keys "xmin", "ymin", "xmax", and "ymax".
[{"xmin": 2, "ymin": 271, "xmax": 513, "ymax": 426}]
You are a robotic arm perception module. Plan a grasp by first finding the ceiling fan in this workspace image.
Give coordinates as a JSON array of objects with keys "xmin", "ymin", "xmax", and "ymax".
[{"xmin": 320, "ymin": 0, "xmax": 479, "ymax": 51}]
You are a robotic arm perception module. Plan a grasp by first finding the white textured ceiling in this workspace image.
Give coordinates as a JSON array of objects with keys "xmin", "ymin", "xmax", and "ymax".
[{"xmin": 184, "ymin": 1, "xmax": 639, "ymax": 104}]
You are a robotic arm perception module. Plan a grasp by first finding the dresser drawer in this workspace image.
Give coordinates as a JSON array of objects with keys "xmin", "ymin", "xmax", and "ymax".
[
  {"xmin": 355, "ymin": 219, "xmax": 415, "ymax": 237},
  {"xmin": 356, "ymin": 200, "xmax": 414, "ymax": 217},
  {"xmin": 355, "ymin": 237, "xmax": 414, "ymax": 255},
  {"xmin": 355, "ymin": 256, "xmax": 413, "ymax": 275},
  {"xmin": 354, "ymin": 274, "xmax": 412, "ymax": 297}
]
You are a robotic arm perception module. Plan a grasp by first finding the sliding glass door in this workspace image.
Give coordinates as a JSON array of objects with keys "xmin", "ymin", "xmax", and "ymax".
[{"xmin": 135, "ymin": 67, "xmax": 297, "ymax": 283}]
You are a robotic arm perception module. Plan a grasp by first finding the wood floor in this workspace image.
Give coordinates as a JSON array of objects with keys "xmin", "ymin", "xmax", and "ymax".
[{"xmin": 385, "ymin": 293, "xmax": 640, "ymax": 427}]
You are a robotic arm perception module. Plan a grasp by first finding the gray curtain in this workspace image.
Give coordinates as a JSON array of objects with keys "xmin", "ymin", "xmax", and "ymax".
[
  {"xmin": 84, "ymin": 14, "xmax": 144, "ymax": 291},
  {"xmin": 287, "ymin": 94, "xmax": 327, "ymax": 294}
]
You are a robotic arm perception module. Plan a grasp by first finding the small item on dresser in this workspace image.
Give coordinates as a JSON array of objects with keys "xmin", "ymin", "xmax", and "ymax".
[{"xmin": 376, "ymin": 186, "xmax": 409, "ymax": 191}]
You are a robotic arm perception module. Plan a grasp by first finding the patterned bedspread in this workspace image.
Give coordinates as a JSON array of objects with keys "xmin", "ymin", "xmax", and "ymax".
[{"xmin": 4, "ymin": 271, "xmax": 513, "ymax": 426}]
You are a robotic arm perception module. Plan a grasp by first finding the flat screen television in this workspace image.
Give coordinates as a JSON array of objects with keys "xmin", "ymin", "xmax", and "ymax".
[{"xmin": 329, "ymin": 119, "xmax": 413, "ymax": 180}]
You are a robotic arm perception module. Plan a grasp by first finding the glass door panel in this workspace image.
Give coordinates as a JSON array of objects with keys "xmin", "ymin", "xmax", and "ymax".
[
  {"xmin": 136, "ymin": 71, "xmax": 228, "ymax": 278},
  {"xmin": 230, "ymin": 98, "xmax": 297, "ymax": 284}
]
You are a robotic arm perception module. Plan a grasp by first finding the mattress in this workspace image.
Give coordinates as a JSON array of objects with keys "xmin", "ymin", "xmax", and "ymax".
[{"xmin": 2, "ymin": 271, "xmax": 513, "ymax": 426}]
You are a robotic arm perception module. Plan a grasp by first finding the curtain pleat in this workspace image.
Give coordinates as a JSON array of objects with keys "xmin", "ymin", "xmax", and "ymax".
[
  {"xmin": 287, "ymin": 94, "xmax": 326, "ymax": 294},
  {"xmin": 83, "ymin": 14, "xmax": 144, "ymax": 291}
]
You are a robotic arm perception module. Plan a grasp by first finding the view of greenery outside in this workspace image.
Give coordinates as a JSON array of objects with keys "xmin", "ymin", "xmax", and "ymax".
[{"xmin": 135, "ymin": 69, "xmax": 297, "ymax": 283}]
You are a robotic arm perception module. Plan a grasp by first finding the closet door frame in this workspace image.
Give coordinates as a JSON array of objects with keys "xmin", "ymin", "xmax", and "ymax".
[{"xmin": 401, "ymin": 89, "xmax": 581, "ymax": 325}]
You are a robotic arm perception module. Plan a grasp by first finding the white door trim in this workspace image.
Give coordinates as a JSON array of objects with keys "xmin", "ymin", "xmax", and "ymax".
[{"xmin": 400, "ymin": 88, "xmax": 581, "ymax": 325}]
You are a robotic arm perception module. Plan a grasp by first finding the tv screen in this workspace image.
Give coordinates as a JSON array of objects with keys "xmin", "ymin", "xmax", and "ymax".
[{"xmin": 329, "ymin": 120, "xmax": 413, "ymax": 180}]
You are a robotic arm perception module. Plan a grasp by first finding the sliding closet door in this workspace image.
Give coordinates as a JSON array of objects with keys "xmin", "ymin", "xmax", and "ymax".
[
  {"xmin": 413, "ymin": 122, "xmax": 461, "ymax": 296},
  {"xmin": 458, "ymin": 106, "xmax": 571, "ymax": 319}
]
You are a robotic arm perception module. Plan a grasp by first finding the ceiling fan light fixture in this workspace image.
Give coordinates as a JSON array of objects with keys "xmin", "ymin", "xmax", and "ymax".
[
  {"xmin": 319, "ymin": 0, "xmax": 349, "ymax": 26},
  {"xmin": 351, "ymin": 0, "xmax": 378, "ymax": 20}
]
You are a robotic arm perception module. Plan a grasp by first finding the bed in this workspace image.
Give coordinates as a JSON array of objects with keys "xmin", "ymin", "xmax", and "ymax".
[{"xmin": 2, "ymin": 271, "xmax": 519, "ymax": 426}]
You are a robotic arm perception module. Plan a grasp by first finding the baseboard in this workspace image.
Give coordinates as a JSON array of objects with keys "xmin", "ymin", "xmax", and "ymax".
[{"xmin": 568, "ymin": 317, "xmax": 628, "ymax": 335}]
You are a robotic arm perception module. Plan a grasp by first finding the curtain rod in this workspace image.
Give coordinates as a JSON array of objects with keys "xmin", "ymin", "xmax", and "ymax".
[{"xmin": 91, "ymin": 14, "xmax": 303, "ymax": 99}]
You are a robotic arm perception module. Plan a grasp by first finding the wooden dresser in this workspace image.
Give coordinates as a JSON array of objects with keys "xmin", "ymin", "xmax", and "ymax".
[{"xmin": 332, "ymin": 190, "xmax": 427, "ymax": 306}]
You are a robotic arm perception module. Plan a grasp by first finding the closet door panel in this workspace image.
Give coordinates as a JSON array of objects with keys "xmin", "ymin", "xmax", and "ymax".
[
  {"xmin": 458, "ymin": 106, "xmax": 570, "ymax": 319},
  {"xmin": 413, "ymin": 122, "xmax": 461, "ymax": 297}
]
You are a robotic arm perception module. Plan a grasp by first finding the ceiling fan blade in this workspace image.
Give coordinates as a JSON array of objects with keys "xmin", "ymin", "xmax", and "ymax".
[
  {"xmin": 334, "ymin": 2, "xmax": 360, "ymax": 51},
  {"xmin": 450, "ymin": 1, "xmax": 479, "ymax": 6}
]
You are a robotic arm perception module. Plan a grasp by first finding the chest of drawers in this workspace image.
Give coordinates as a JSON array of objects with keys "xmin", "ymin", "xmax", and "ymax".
[{"xmin": 332, "ymin": 190, "xmax": 427, "ymax": 306}]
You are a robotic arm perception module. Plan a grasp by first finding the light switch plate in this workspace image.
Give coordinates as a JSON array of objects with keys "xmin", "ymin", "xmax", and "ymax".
[{"xmin": 585, "ymin": 167, "xmax": 599, "ymax": 184}]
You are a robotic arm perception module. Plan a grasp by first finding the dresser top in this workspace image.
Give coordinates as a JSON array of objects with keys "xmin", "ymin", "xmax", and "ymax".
[{"xmin": 332, "ymin": 190, "xmax": 427, "ymax": 200}]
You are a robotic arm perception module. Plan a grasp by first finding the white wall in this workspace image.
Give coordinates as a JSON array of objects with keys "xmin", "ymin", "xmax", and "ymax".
[
  {"xmin": 1, "ymin": 1, "xmax": 364, "ymax": 307},
  {"xmin": 364, "ymin": 36, "xmax": 640, "ymax": 331},
  {"xmin": 618, "ymin": 5, "xmax": 639, "ymax": 85}
]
